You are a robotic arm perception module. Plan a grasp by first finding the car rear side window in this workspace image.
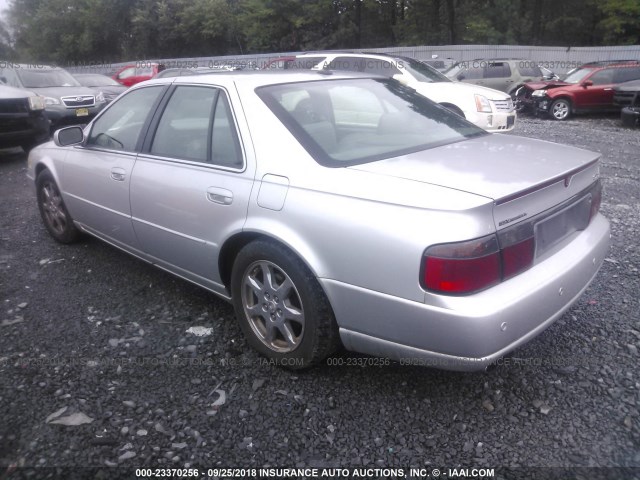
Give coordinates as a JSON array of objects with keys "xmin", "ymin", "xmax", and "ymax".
[
  {"xmin": 150, "ymin": 86, "xmax": 242, "ymax": 168},
  {"xmin": 483, "ymin": 63, "xmax": 512, "ymax": 78},
  {"xmin": 614, "ymin": 67, "xmax": 640, "ymax": 83},
  {"xmin": 87, "ymin": 86, "xmax": 164, "ymax": 152},
  {"xmin": 151, "ymin": 86, "xmax": 218, "ymax": 162}
]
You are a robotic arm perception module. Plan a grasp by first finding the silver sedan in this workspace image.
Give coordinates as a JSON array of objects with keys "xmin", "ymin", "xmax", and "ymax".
[{"xmin": 27, "ymin": 71, "xmax": 610, "ymax": 370}]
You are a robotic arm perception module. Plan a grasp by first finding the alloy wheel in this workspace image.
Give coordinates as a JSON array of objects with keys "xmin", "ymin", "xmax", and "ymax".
[{"xmin": 240, "ymin": 260, "xmax": 305, "ymax": 353}]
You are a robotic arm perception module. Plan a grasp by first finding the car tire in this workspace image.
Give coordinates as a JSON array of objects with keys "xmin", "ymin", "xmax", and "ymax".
[
  {"xmin": 621, "ymin": 107, "xmax": 640, "ymax": 128},
  {"xmin": 36, "ymin": 169, "xmax": 81, "ymax": 244},
  {"xmin": 549, "ymin": 98, "xmax": 571, "ymax": 120},
  {"xmin": 231, "ymin": 239, "xmax": 339, "ymax": 369}
]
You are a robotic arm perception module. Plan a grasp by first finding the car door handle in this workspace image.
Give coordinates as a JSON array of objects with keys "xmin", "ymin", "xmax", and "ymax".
[
  {"xmin": 604, "ymin": 88, "xmax": 612, "ymax": 91},
  {"xmin": 110, "ymin": 167, "xmax": 126, "ymax": 182},
  {"xmin": 206, "ymin": 187, "xmax": 233, "ymax": 205}
]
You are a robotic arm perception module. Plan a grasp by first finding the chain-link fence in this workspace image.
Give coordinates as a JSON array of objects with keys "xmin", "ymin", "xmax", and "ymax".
[{"xmin": 65, "ymin": 44, "xmax": 640, "ymax": 75}]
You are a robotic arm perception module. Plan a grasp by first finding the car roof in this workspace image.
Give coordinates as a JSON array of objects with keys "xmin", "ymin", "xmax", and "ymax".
[{"xmin": 140, "ymin": 70, "xmax": 382, "ymax": 89}]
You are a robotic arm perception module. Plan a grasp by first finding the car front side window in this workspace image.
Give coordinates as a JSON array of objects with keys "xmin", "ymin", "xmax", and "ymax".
[
  {"xmin": 588, "ymin": 69, "xmax": 615, "ymax": 85},
  {"xmin": 87, "ymin": 86, "xmax": 165, "ymax": 152}
]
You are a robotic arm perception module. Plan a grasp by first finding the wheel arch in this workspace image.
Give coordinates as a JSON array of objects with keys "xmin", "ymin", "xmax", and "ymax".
[{"xmin": 218, "ymin": 229, "xmax": 328, "ymax": 295}]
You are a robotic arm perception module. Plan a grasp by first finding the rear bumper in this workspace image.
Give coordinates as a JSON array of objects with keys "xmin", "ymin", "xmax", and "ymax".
[{"xmin": 322, "ymin": 214, "xmax": 610, "ymax": 371}]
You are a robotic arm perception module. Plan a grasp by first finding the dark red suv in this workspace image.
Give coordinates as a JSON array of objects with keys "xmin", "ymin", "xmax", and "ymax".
[{"xmin": 517, "ymin": 62, "xmax": 640, "ymax": 120}]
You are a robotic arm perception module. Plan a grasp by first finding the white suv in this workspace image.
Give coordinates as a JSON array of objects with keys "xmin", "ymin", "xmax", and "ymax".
[{"xmin": 292, "ymin": 53, "xmax": 516, "ymax": 132}]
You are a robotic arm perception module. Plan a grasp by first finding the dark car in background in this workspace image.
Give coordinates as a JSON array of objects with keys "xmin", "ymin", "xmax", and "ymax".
[
  {"xmin": 0, "ymin": 85, "xmax": 50, "ymax": 152},
  {"xmin": 614, "ymin": 79, "xmax": 640, "ymax": 127},
  {"xmin": 112, "ymin": 63, "xmax": 164, "ymax": 86},
  {"xmin": 73, "ymin": 73, "xmax": 127, "ymax": 104},
  {"xmin": 517, "ymin": 63, "xmax": 640, "ymax": 120},
  {"xmin": 0, "ymin": 63, "xmax": 106, "ymax": 130}
]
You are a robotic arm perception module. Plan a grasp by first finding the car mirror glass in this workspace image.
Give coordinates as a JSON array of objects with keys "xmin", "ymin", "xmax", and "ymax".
[{"xmin": 54, "ymin": 126, "xmax": 84, "ymax": 147}]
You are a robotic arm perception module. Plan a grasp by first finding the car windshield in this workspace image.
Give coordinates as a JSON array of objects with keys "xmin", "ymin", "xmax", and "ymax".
[
  {"xmin": 562, "ymin": 68, "xmax": 594, "ymax": 84},
  {"xmin": 76, "ymin": 75, "xmax": 120, "ymax": 87},
  {"xmin": 258, "ymin": 78, "xmax": 486, "ymax": 167},
  {"xmin": 401, "ymin": 58, "xmax": 451, "ymax": 83},
  {"xmin": 443, "ymin": 63, "xmax": 464, "ymax": 78},
  {"xmin": 17, "ymin": 68, "xmax": 81, "ymax": 88}
]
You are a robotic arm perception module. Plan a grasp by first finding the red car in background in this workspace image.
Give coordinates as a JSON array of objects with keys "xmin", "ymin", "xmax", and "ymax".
[
  {"xmin": 112, "ymin": 63, "xmax": 164, "ymax": 87},
  {"xmin": 516, "ymin": 62, "xmax": 640, "ymax": 120}
]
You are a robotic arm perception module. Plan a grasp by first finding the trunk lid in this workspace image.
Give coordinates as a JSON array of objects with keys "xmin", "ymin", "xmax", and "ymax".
[{"xmin": 348, "ymin": 134, "xmax": 600, "ymax": 230}]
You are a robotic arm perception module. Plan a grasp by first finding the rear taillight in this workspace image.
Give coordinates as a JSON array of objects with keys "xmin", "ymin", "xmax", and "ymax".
[
  {"xmin": 422, "ymin": 235, "xmax": 501, "ymax": 294},
  {"xmin": 422, "ymin": 229, "xmax": 535, "ymax": 295},
  {"xmin": 423, "ymin": 180, "xmax": 602, "ymax": 296}
]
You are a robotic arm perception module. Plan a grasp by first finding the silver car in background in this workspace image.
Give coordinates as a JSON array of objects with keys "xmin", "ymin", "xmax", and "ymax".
[{"xmin": 27, "ymin": 71, "xmax": 610, "ymax": 370}]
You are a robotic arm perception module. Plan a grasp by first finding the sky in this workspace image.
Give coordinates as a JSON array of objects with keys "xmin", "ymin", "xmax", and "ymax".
[{"xmin": 0, "ymin": 0, "xmax": 9, "ymax": 21}]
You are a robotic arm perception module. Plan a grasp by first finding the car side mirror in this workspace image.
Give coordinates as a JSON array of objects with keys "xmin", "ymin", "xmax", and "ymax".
[
  {"xmin": 0, "ymin": 76, "xmax": 6, "ymax": 84},
  {"xmin": 581, "ymin": 80, "xmax": 593, "ymax": 87},
  {"xmin": 54, "ymin": 126, "xmax": 84, "ymax": 147},
  {"xmin": 457, "ymin": 74, "xmax": 465, "ymax": 81}
]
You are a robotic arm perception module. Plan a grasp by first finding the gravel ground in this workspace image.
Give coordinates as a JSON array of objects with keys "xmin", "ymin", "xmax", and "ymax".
[{"xmin": 0, "ymin": 114, "xmax": 639, "ymax": 479}]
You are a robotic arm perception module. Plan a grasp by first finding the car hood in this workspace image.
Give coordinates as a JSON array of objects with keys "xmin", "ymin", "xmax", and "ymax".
[
  {"xmin": 26, "ymin": 86, "xmax": 97, "ymax": 99},
  {"xmin": 0, "ymin": 85, "xmax": 37, "ymax": 99},
  {"xmin": 348, "ymin": 134, "xmax": 598, "ymax": 202},
  {"xmin": 415, "ymin": 80, "xmax": 510, "ymax": 100},
  {"xmin": 523, "ymin": 81, "xmax": 572, "ymax": 91}
]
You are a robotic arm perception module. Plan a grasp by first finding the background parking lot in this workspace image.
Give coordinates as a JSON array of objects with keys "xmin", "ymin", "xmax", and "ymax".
[{"xmin": 0, "ymin": 114, "xmax": 639, "ymax": 474}]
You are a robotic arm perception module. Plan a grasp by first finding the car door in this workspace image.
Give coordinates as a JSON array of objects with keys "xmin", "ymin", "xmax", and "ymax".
[
  {"xmin": 577, "ymin": 68, "xmax": 616, "ymax": 109},
  {"xmin": 61, "ymin": 85, "xmax": 167, "ymax": 250},
  {"xmin": 130, "ymin": 84, "xmax": 254, "ymax": 294}
]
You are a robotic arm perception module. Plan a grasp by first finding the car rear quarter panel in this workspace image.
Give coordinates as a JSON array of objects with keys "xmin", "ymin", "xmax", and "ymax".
[{"xmin": 235, "ymin": 84, "xmax": 495, "ymax": 303}]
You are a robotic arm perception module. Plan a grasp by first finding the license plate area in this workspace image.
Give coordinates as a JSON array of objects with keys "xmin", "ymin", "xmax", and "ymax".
[
  {"xmin": 76, "ymin": 108, "xmax": 89, "ymax": 117},
  {"xmin": 535, "ymin": 194, "xmax": 592, "ymax": 257}
]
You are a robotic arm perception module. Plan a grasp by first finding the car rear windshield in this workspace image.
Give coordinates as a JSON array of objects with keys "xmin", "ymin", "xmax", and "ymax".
[
  {"xmin": 17, "ymin": 68, "xmax": 81, "ymax": 88},
  {"xmin": 257, "ymin": 78, "xmax": 486, "ymax": 167}
]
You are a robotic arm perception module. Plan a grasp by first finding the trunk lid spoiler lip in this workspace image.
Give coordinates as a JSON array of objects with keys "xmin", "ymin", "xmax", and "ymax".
[{"xmin": 496, "ymin": 158, "xmax": 600, "ymax": 205}]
